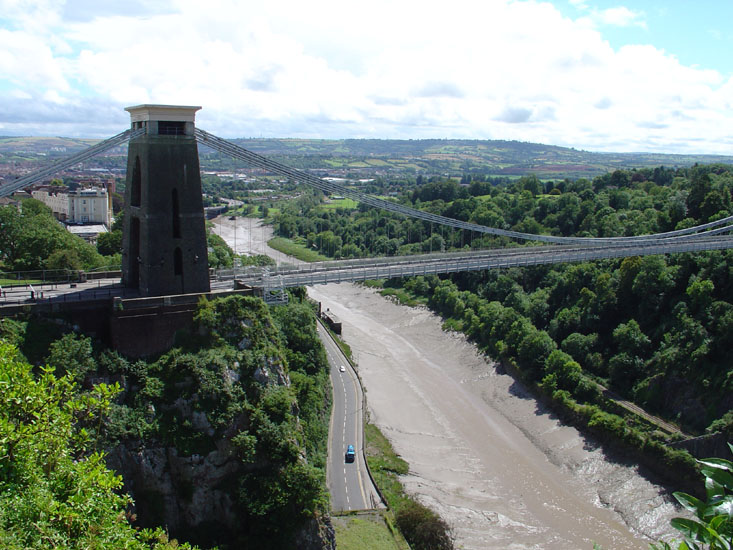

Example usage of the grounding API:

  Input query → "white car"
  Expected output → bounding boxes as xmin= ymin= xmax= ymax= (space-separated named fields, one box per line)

xmin=339 ymin=365 xmax=346 ymax=372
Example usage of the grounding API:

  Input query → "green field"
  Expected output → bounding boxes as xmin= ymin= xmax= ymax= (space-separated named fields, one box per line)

xmin=267 ymin=237 xmax=329 ymax=262
xmin=333 ymin=512 xmax=409 ymax=550
xmin=321 ymin=198 xmax=358 ymax=210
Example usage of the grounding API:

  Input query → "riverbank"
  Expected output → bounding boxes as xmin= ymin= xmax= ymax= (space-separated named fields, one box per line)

xmin=308 ymin=283 xmax=680 ymax=550
xmin=212 ymin=216 xmax=680 ymax=549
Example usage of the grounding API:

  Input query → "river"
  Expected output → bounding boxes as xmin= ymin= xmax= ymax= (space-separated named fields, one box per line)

xmin=215 ymin=216 xmax=681 ymax=550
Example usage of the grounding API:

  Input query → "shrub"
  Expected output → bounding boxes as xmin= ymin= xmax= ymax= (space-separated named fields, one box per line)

xmin=651 ymin=443 xmax=733 ymax=550
xmin=395 ymin=500 xmax=454 ymax=550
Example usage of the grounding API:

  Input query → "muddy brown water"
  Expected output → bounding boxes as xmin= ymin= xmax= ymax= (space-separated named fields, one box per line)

xmin=216 ymin=217 xmax=681 ymax=549
xmin=309 ymin=284 xmax=680 ymax=550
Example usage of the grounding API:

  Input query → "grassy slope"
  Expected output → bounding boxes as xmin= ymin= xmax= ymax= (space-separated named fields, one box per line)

xmin=267 ymin=237 xmax=330 ymax=262
xmin=333 ymin=513 xmax=409 ymax=550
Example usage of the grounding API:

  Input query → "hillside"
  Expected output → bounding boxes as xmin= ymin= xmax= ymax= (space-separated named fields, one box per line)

xmin=2 ymin=135 xmax=733 ymax=180
xmin=229 ymin=138 xmax=733 ymax=179
xmin=0 ymin=294 xmax=335 ymax=550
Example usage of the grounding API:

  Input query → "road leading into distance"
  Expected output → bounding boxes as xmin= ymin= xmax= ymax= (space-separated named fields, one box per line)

xmin=212 ymin=216 xmax=381 ymax=512
xmin=318 ymin=320 xmax=381 ymax=511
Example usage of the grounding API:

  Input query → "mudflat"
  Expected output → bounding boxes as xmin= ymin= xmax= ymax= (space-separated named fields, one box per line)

xmin=309 ymin=283 xmax=679 ymax=550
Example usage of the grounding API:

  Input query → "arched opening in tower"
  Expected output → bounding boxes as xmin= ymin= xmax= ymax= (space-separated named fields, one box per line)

xmin=174 ymin=247 xmax=183 ymax=276
xmin=130 ymin=156 xmax=141 ymax=207
xmin=172 ymin=188 xmax=181 ymax=239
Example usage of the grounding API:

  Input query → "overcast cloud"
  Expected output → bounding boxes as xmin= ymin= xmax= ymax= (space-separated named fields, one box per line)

xmin=0 ymin=0 xmax=732 ymax=153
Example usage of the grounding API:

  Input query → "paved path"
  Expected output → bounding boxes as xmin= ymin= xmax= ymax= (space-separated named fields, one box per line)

xmin=319 ymin=321 xmax=381 ymax=511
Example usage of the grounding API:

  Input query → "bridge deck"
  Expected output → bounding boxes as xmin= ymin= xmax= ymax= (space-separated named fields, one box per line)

xmin=3 ymin=236 xmax=733 ymax=313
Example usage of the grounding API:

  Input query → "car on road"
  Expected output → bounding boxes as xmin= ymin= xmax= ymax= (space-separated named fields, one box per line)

xmin=345 ymin=444 xmax=355 ymax=463
xmin=339 ymin=365 xmax=346 ymax=372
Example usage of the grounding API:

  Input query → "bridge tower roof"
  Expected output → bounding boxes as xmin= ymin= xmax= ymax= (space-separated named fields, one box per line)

xmin=124 ymin=104 xmax=201 ymax=123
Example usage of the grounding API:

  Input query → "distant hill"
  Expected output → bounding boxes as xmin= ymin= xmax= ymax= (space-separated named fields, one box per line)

xmin=2 ymin=135 xmax=732 ymax=180
xmin=228 ymin=138 xmax=733 ymax=179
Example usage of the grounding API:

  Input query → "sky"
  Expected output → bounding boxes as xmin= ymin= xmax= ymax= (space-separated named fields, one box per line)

xmin=1 ymin=0 xmax=732 ymax=154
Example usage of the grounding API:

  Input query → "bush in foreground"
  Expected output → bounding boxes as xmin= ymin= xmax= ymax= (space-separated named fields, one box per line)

xmin=650 ymin=443 xmax=732 ymax=550
xmin=0 ymin=341 xmax=196 ymax=549
xmin=395 ymin=500 xmax=454 ymax=550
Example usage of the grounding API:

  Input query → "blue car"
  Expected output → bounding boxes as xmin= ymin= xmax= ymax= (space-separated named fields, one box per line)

xmin=345 ymin=444 xmax=355 ymax=463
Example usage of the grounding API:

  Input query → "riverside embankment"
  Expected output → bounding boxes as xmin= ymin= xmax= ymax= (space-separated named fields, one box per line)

xmin=308 ymin=283 xmax=681 ymax=550
xmin=217 ymin=216 xmax=681 ymax=549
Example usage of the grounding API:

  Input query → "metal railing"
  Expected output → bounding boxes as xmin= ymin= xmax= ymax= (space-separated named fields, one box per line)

xmin=226 ymin=235 xmax=733 ymax=289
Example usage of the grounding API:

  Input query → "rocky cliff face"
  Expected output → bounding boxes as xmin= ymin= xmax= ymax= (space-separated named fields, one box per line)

xmin=99 ymin=296 xmax=335 ymax=549
xmin=107 ymin=437 xmax=335 ymax=550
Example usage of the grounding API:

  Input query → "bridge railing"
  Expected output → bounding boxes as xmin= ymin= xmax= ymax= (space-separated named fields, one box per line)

xmin=227 ymin=235 xmax=733 ymax=288
xmin=0 ymin=269 xmax=84 ymax=286
xmin=0 ymin=281 xmax=131 ymax=308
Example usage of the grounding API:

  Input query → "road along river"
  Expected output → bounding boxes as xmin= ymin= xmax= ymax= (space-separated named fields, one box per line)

xmin=308 ymin=284 xmax=681 ymax=550
xmin=215 ymin=217 xmax=680 ymax=549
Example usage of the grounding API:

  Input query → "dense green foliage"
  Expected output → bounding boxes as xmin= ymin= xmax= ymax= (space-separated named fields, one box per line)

xmin=651 ymin=444 xmax=733 ymax=550
xmin=0 ymin=294 xmax=332 ymax=549
xmin=395 ymin=501 xmax=454 ymax=550
xmin=106 ymin=295 xmax=329 ymax=548
xmin=277 ymin=164 xmax=733 ymax=479
xmin=206 ymin=229 xmax=235 ymax=269
xmin=0 ymin=341 xmax=196 ymax=549
xmin=0 ymin=199 xmax=109 ymax=271
xmin=96 ymin=228 xmax=122 ymax=256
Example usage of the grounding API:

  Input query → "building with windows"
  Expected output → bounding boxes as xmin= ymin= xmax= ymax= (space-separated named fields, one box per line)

xmin=31 ymin=186 xmax=111 ymax=227
xmin=68 ymin=187 xmax=111 ymax=226
xmin=31 ymin=188 xmax=69 ymax=219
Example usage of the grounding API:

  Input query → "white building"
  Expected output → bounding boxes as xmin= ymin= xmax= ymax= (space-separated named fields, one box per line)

xmin=68 ymin=188 xmax=111 ymax=226
xmin=32 ymin=186 xmax=111 ymax=227
xmin=31 ymin=188 xmax=69 ymax=219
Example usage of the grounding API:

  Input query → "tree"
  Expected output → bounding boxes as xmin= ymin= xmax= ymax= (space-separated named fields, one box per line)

xmin=519 ymin=174 xmax=542 ymax=196
xmin=97 ymin=230 xmax=123 ymax=256
xmin=687 ymin=169 xmax=712 ymax=219
xmin=561 ymin=332 xmax=598 ymax=365
xmin=0 ymin=200 xmax=105 ymax=271
xmin=700 ymin=190 xmax=727 ymax=221
xmin=0 ymin=206 xmax=22 ymax=268
xmin=687 ymin=279 xmax=715 ymax=317
xmin=396 ymin=500 xmax=454 ymax=550
xmin=45 ymin=248 xmax=82 ymax=271
xmin=612 ymin=319 xmax=651 ymax=358
xmin=0 ymin=341 xmax=195 ymax=549
xmin=632 ymin=255 xmax=676 ymax=316
xmin=276 ymin=214 xmax=297 ymax=238
xmin=517 ymin=327 xmax=556 ymax=377
xmin=46 ymin=333 xmax=96 ymax=382
xmin=545 ymin=350 xmax=583 ymax=391
xmin=608 ymin=352 xmax=644 ymax=392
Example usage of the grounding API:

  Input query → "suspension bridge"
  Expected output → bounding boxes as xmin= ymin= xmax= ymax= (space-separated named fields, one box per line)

xmin=2 ymin=104 xmax=733 ymax=305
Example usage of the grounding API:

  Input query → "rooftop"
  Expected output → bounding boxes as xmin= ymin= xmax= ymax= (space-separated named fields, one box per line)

xmin=125 ymin=104 xmax=201 ymax=123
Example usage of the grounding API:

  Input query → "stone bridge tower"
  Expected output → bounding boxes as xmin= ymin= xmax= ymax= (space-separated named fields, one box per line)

xmin=121 ymin=105 xmax=210 ymax=297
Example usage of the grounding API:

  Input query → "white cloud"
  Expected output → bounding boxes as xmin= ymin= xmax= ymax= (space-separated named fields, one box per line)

xmin=597 ymin=6 xmax=647 ymax=28
xmin=0 ymin=0 xmax=730 ymax=153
